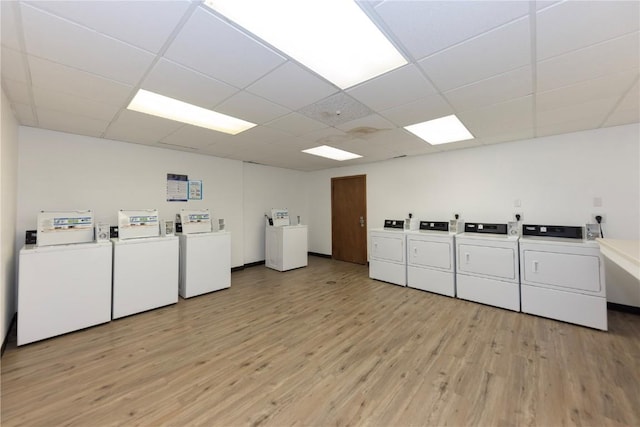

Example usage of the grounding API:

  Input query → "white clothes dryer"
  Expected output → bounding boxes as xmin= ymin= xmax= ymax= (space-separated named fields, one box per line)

xmin=519 ymin=224 xmax=607 ymax=330
xmin=406 ymin=221 xmax=457 ymax=297
xmin=369 ymin=220 xmax=407 ymax=286
xmin=455 ymin=222 xmax=520 ymax=311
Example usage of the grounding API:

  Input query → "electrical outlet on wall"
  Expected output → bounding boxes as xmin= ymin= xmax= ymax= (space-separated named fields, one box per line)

xmin=592 ymin=213 xmax=606 ymax=224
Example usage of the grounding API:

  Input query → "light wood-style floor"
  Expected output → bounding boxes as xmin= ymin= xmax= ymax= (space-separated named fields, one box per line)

xmin=2 ymin=256 xmax=639 ymax=426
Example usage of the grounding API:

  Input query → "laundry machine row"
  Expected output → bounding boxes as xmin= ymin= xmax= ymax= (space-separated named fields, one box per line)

xmin=369 ymin=219 xmax=461 ymax=295
xmin=369 ymin=219 xmax=608 ymax=330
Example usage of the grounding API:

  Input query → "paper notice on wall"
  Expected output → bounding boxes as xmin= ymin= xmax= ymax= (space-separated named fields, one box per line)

xmin=189 ymin=180 xmax=202 ymax=200
xmin=167 ymin=173 xmax=188 ymax=202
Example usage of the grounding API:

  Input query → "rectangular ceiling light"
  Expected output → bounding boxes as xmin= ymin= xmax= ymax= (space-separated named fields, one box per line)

xmin=302 ymin=145 xmax=362 ymax=161
xmin=404 ymin=115 xmax=474 ymax=145
xmin=204 ymin=0 xmax=407 ymax=89
xmin=127 ymin=89 xmax=256 ymax=135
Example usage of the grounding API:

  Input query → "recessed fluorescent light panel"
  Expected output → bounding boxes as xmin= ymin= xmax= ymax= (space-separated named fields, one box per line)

xmin=127 ymin=89 xmax=256 ymax=135
xmin=203 ymin=0 xmax=407 ymax=89
xmin=404 ymin=115 xmax=474 ymax=145
xmin=302 ymin=145 xmax=362 ymax=161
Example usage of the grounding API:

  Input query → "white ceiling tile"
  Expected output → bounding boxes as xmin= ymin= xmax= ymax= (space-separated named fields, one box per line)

xmin=443 ymin=66 xmax=532 ymax=112
xmin=373 ymin=0 xmax=529 ymax=60
xmin=537 ymin=69 xmax=638 ymax=113
xmin=20 ymin=4 xmax=155 ymax=85
xmin=11 ymin=103 xmax=37 ymax=126
xmin=215 ymin=91 xmax=290 ymax=125
xmin=432 ymin=139 xmax=481 ymax=153
xmin=37 ymin=107 xmax=109 ymax=137
xmin=164 ymin=7 xmax=286 ymax=89
xmin=346 ymin=64 xmax=437 ymax=111
xmin=603 ymin=107 xmax=640 ymax=128
xmin=1 ymin=47 xmax=28 ymax=82
xmin=536 ymin=117 xmax=608 ymax=138
xmin=28 ymin=55 xmax=133 ymax=107
xmin=615 ymin=80 xmax=640 ymax=112
xmin=458 ymin=95 xmax=533 ymax=138
xmin=477 ymin=128 xmax=535 ymax=146
xmin=537 ymin=96 xmax=620 ymax=128
xmin=229 ymin=125 xmax=296 ymax=145
xmin=265 ymin=113 xmax=328 ymax=136
xmin=537 ymin=32 xmax=640 ymax=92
xmin=103 ymin=110 xmax=184 ymax=145
xmin=603 ymin=79 xmax=640 ymax=127
xmin=418 ymin=17 xmax=531 ymax=92
xmin=380 ymin=94 xmax=454 ymax=127
xmin=142 ymin=59 xmax=238 ymax=109
xmin=335 ymin=114 xmax=396 ymax=134
xmin=297 ymin=127 xmax=349 ymax=147
xmin=2 ymin=78 xmax=32 ymax=105
xmin=25 ymin=1 xmax=193 ymax=53
xmin=246 ymin=61 xmax=338 ymax=110
xmin=160 ymin=124 xmax=225 ymax=150
xmin=32 ymin=85 xmax=120 ymax=122
xmin=537 ymin=1 xmax=640 ymax=61
xmin=1 ymin=1 xmax=21 ymax=50
xmin=536 ymin=1 xmax=562 ymax=11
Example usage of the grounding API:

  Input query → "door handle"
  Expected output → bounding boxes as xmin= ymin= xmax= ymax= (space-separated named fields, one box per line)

xmin=359 ymin=216 xmax=365 ymax=227
xmin=532 ymin=260 xmax=539 ymax=273
xmin=465 ymin=253 xmax=470 ymax=264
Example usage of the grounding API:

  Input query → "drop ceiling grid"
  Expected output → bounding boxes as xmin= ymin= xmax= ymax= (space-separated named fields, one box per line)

xmin=0 ymin=0 xmax=638 ymax=171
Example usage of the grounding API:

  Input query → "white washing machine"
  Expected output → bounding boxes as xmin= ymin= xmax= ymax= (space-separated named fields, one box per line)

xmin=369 ymin=220 xmax=407 ymax=286
xmin=112 ymin=236 xmax=179 ymax=319
xmin=18 ymin=242 xmax=112 ymax=345
xmin=455 ymin=222 xmax=520 ymax=311
xmin=265 ymin=224 xmax=308 ymax=271
xmin=178 ymin=231 xmax=231 ymax=298
xmin=519 ymin=224 xmax=607 ymax=330
xmin=406 ymin=221 xmax=458 ymax=297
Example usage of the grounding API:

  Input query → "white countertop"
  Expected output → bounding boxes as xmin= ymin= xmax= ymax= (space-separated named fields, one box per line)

xmin=597 ymin=239 xmax=640 ymax=280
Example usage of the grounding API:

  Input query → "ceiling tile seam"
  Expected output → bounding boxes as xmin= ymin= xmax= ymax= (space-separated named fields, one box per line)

xmin=12 ymin=1 xmax=38 ymax=126
xmin=536 ymin=29 xmax=640 ymax=64
xmin=530 ymin=0 xmax=538 ymax=138
xmin=598 ymin=74 xmax=640 ymax=127
xmin=413 ymin=14 xmax=531 ymax=63
xmin=199 ymin=5 xmax=340 ymax=93
xmin=356 ymin=0 xmax=415 ymax=64
xmin=100 ymin=1 xmax=201 ymax=140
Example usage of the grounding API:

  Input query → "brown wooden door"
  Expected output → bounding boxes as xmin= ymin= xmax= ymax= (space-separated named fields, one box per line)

xmin=331 ymin=175 xmax=367 ymax=264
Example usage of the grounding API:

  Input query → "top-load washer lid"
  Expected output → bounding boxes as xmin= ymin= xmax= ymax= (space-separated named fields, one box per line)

xmin=384 ymin=219 xmax=405 ymax=229
xmin=522 ymin=224 xmax=583 ymax=239
xmin=464 ymin=222 xmax=508 ymax=235
xmin=419 ymin=221 xmax=449 ymax=232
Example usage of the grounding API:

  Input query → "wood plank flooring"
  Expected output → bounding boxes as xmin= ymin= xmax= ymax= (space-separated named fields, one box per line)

xmin=2 ymin=256 xmax=639 ymax=426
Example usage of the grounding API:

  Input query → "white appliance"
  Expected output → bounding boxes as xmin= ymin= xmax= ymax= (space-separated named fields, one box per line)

xmin=265 ymin=223 xmax=308 ymax=271
xmin=270 ymin=208 xmax=290 ymax=227
xmin=406 ymin=221 xmax=458 ymax=297
xmin=37 ymin=210 xmax=94 ymax=246
xmin=18 ymin=242 xmax=112 ymax=345
xmin=117 ymin=209 xmax=159 ymax=239
xmin=180 ymin=209 xmax=212 ymax=234
xmin=369 ymin=219 xmax=407 ymax=286
xmin=112 ymin=236 xmax=179 ymax=319
xmin=455 ymin=222 xmax=520 ymax=311
xmin=179 ymin=231 xmax=231 ymax=298
xmin=520 ymin=224 xmax=607 ymax=330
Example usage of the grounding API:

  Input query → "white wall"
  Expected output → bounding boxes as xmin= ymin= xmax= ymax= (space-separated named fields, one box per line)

xmin=307 ymin=124 xmax=640 ymax=306
xmin=1 ymin=90 xmax=19 ymax=341
xmin=242 ymin=162 xmax=308 ymax=264
xmin=17 ymin=127 xmax=245 ymax=267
